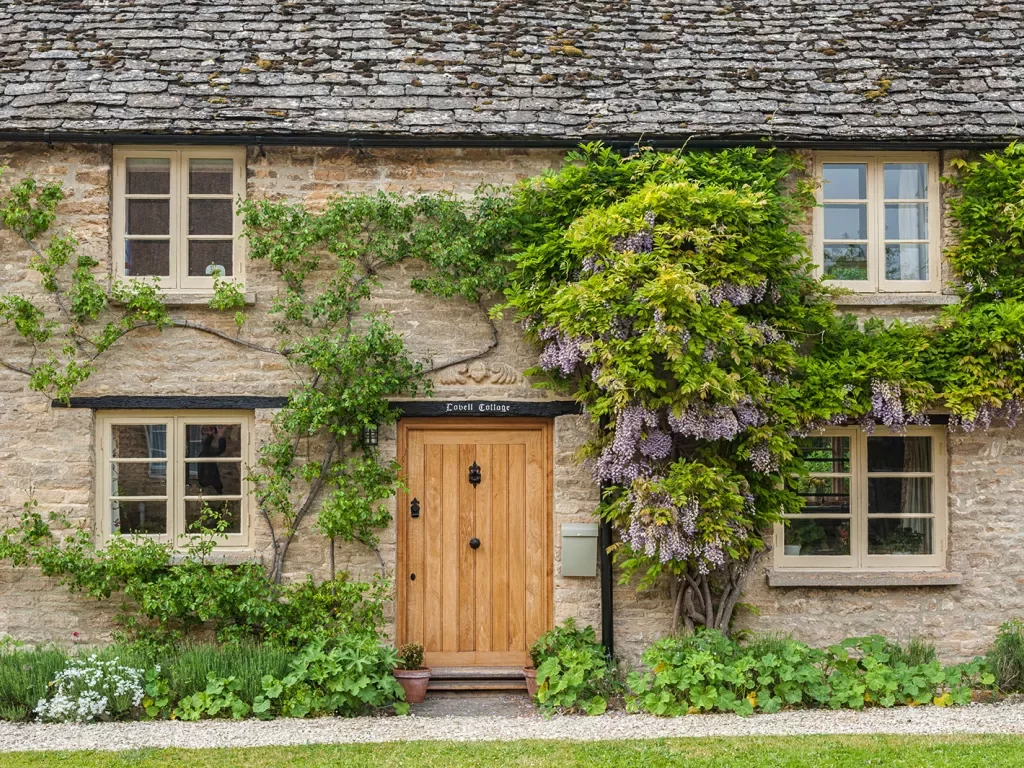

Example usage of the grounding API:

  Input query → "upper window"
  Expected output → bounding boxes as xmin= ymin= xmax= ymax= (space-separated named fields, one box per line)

xmin=813 ymin=153 xmax=940 ymax=293
xmin=96 ymin=411 xmax=253 ymax=548
xmin=775 ymin=427 xmax=947 ymax=571
xmin=112 ymin=147 xmax=246 ymax=291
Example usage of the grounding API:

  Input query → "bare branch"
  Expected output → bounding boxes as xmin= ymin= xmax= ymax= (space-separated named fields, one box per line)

xmin=95 ymin=319 xmax=286 ymax=359
xmin=423 ymin=310 xmax=499 ymax=374
xmin=0 ymin=359 xmax=31 ymax=376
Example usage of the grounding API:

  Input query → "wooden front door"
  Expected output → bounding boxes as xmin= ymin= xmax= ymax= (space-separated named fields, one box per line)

xmin=398 ymin=418 xmax=553 ymax=667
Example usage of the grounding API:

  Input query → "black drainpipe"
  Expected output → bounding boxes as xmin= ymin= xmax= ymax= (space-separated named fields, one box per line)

xmin=599 ymin=483 xmax=614 ymax=658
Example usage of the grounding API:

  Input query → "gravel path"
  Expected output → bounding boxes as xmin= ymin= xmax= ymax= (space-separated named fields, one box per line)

xmin=3 ymin=703 xmax=1024 ymax=752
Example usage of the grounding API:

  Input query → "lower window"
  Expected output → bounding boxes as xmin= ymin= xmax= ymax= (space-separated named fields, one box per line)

xmin=774 ymin=426 xmax=947 ymax=570
xmin=96 ymin=411 xmax=253 ymax=547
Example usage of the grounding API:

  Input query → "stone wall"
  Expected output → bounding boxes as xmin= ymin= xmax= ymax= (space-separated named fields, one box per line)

xmin=0 ymin=141 xmax=1019 ymax=664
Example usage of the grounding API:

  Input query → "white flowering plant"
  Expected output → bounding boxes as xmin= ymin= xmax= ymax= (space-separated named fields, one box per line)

xmin=35 ymin=656 xmax=147 ymax=723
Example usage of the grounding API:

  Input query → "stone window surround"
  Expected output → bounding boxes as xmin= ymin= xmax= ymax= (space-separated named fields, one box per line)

xmin=95 ymin=409 xmax=255 ymax=549
xmin=774 ymin=425 xmax=949 ymax=574
xmin=111 ymin=146 xmax=247 ymax=293
xmin=813 ymin=151 xmax=942 ymax=294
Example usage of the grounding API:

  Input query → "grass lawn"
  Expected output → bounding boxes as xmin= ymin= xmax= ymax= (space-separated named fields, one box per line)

xmin=5 ymin=735 xmax=1024 ymax=768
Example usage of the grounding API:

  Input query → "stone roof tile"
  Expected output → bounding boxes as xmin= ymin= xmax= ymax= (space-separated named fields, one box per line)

xmin=0 ymin=1 xmax=1022 ymax=142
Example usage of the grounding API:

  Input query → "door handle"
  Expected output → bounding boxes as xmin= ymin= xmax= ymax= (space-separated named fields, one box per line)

xmin=469 ymin=537 xmax=481 ymax=550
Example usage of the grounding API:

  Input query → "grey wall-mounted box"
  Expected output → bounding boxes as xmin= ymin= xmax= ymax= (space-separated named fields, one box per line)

xmin=561 ymin=522 xmax=599 ymax=577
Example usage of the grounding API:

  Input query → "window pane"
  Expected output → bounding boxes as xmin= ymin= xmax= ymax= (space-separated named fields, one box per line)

xmin=885 ymin=203 xmax=928 ymax=240
xmin=790 ymin=476 xmax=850 ymax=514
xmin=823 ymin=244 xmax=867 ymax=280
xmin=799 ymin=436 xmax=850 ymax=473
xmin=868 ymin=436 xmax=932 ymax=472
xmin=188 ymin=240 xmax=234 ymax=277
xmin=188 ymin=199 xmax=233 ymax=235
xmin=185 ymin=461 xmax=242 ymax=496
xmin=868 ymin=477 xmax=933 ymax=515
xmin=185 ymin=499 xmax=242 ymax=534
xmin=884 ymin=163 xmax=927 ymax=200
xmin=112 ymin=424 xmax=167 ymax=459
xmin=885 ymin=243 xmax=929 ymax=281
xmin=783 ymin=518 xmax=850 ymax=556
xmin=111 ymin=462 xmax=167 ymax=497
xmin=189 ymin=158 xmax=234 ymax=195
xmin=869 ymin=518 xmax=933 ymax=555
xmin=111 ymin=500 xmax=167 ymax=535
xmin=126 ymin=199 xmax=170 ymax=235
xmin=823 ymin=164 xmax=866 ymax=200
xmin=824 ymin=204 xmax=867 ymax=240
xmin=125 ymin=240 xmax=170 ymax=277
xmin=185 ymin=424 xmax=243 ymax=458
xmin=126 ymin=158 xmax=170 ymax=195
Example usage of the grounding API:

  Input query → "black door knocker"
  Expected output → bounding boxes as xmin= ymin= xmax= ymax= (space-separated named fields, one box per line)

xmin=410 ymin=498 xmax=420 ymax=518
xmin=468 ymin=461 xmax=481 ymax=487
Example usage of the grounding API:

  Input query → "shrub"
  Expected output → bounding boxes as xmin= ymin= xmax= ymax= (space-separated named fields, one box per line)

xmin=35 ymin=655 xmax=146 ymax=722
xmin=150 ymin=642 xmax=291 ymax=706
xmin=253 ymin=636 xmax=407 ymax=718
xmin=530 ymin=620 xmax=618 ymax=715
xmin=0 ymin=644 xmax=69 ymax=721
xmin=884 ymin=637 xmax=937 ymax=668
xmin=627 ymin=630 xmax=994 ymax=717
xmin=173 ymin=674 xmax=251 ymax=721
xmin=988 ymin=618 xmax=1024 ymax=692
xmin=396 ymin=643 xmax=424 ymax=671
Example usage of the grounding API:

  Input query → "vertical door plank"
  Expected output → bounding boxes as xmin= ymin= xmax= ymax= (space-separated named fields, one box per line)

xmin=441 ymin=444 xmax=460 ymax=653
xmin=491 ymin=444 xmax=509 ymax=652
xmin=406 ymin=430 xmax=425 ymax=645
xmin=422 ymin=442 xmax=443 ymax=653
xmin=507 ymin=442 xmax=527 ymax=651
xmin=525 ymin=430 xmax=547 ymax=645
xmin=475 ymin=444 xmax=493 ymax=653
xmin=458 ymin=443 xmax=477 ymax=652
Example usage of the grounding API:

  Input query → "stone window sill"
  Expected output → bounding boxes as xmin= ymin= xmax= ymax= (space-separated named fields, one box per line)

xmin=168 ymin=550 xmax=261 ymax=566
xmin=766 ymin=569 xmax=963 ymax=588
xmin=832 ymin=294 xmax=959 ymax=308
xmin=111 ymin=292 xmax=257 ymax=308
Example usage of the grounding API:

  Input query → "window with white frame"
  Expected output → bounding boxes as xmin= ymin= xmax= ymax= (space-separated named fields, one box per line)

xmin=112 ymin=147 xmax=246 ymax=291
xmin=97 ymin=411 xmax=253 ymax=547
xmin=775 ymin=427 xmax=947 ymax=570
xmin=814 ymin=153 xmax=940 ymax=292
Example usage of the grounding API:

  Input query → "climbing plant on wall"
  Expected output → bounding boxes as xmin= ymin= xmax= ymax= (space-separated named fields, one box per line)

xmin=0 ymin=170 xmax=504 ymax=642
xmin=496 ymin=142 xmax=1024 ymax=633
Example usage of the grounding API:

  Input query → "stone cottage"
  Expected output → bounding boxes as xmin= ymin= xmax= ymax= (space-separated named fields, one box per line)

xmin=1 ymin=1 xmax=1023 ymax=667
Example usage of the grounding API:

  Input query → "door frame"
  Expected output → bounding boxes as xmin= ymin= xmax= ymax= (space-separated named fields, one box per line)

xmin=396 ymin=417 xmax=555 ymax=659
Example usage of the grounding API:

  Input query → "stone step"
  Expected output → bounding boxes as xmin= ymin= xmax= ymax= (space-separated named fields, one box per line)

xmin=429 ymin=666 xmax=525 ymax=680
xmin=427 ymin=678 xmax=528 ymax=692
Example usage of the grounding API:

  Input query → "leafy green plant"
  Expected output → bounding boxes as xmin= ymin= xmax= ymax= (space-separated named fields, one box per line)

xmin=0 ymin=645 xmax=68 ymax=721
xmin=627 ymin=630 xmax=994 ymax=717
xmin=35 ymin=655 xmax=147 ymax=722
xmin=530 ymin=620 xmax=618 ymax=715
xmin=173 ymin=674 xmax=251 ymax=721
xmin=252 ymin=637 xmax=407 ymax=718
xmin=0 ymin=506 xmax=389 ymax=649
xmin=396 ymin=644 xmax=425 ymax=671
xmin=987 ymin=618 xmax=1024 ymax=692
xmin=880 ymin=526 xmax=925 ymax=554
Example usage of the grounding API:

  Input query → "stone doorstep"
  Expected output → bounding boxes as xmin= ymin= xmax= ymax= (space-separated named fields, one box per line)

xmin=766 ymin=569 xmax=964 ymax=588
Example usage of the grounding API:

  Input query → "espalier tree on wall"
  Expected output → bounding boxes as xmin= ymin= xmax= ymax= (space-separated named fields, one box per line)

xmin=2 ymin=143 xmax=1024 ymax=641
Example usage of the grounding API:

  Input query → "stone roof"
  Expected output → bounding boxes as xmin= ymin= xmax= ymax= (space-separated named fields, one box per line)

xmin=1 ymin=1 xmax=1023 ymax=143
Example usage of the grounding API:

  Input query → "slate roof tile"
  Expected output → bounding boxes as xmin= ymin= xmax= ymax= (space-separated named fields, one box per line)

xmin=0 ymin=1 xmax=1021 ymax=142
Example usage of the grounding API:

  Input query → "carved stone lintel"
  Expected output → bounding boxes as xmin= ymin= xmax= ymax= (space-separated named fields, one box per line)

xmin=435 ymin=361 xmax=520 ymax=386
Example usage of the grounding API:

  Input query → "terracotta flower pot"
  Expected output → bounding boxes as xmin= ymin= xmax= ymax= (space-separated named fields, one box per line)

xmin=524 ymin=666 xmax=539 ymax=699
xmin=394 ymin=667 xmax=431 ymax=704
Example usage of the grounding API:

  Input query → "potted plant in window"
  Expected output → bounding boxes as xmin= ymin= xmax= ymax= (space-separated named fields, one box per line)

xmin=785 ymin=521 xmax=827 ymax=557
xmin=392 ymin=643 xmax=430 ymax=704
xmin=882 ymin=526 xmax=925 ymax=555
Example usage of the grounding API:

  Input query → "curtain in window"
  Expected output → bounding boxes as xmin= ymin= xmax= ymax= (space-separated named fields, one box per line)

xmin=901 ymin=436 xmax=932 ymax=551
xmin=145 ymin=425 xmax=167 ymax=478
xmin=893 ymin=165 xmax=927 ymax=280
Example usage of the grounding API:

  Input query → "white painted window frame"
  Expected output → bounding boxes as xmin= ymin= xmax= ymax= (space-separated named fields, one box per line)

xmin=812 ymin=152 xmax=941 ymax=293
xmin=111 ymin=146 xmax=246 ymax=292
xmin=96 ymin=410 xmax=254 ymax=548
xmin=774 ymin=425 xmax=948 ymax=572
